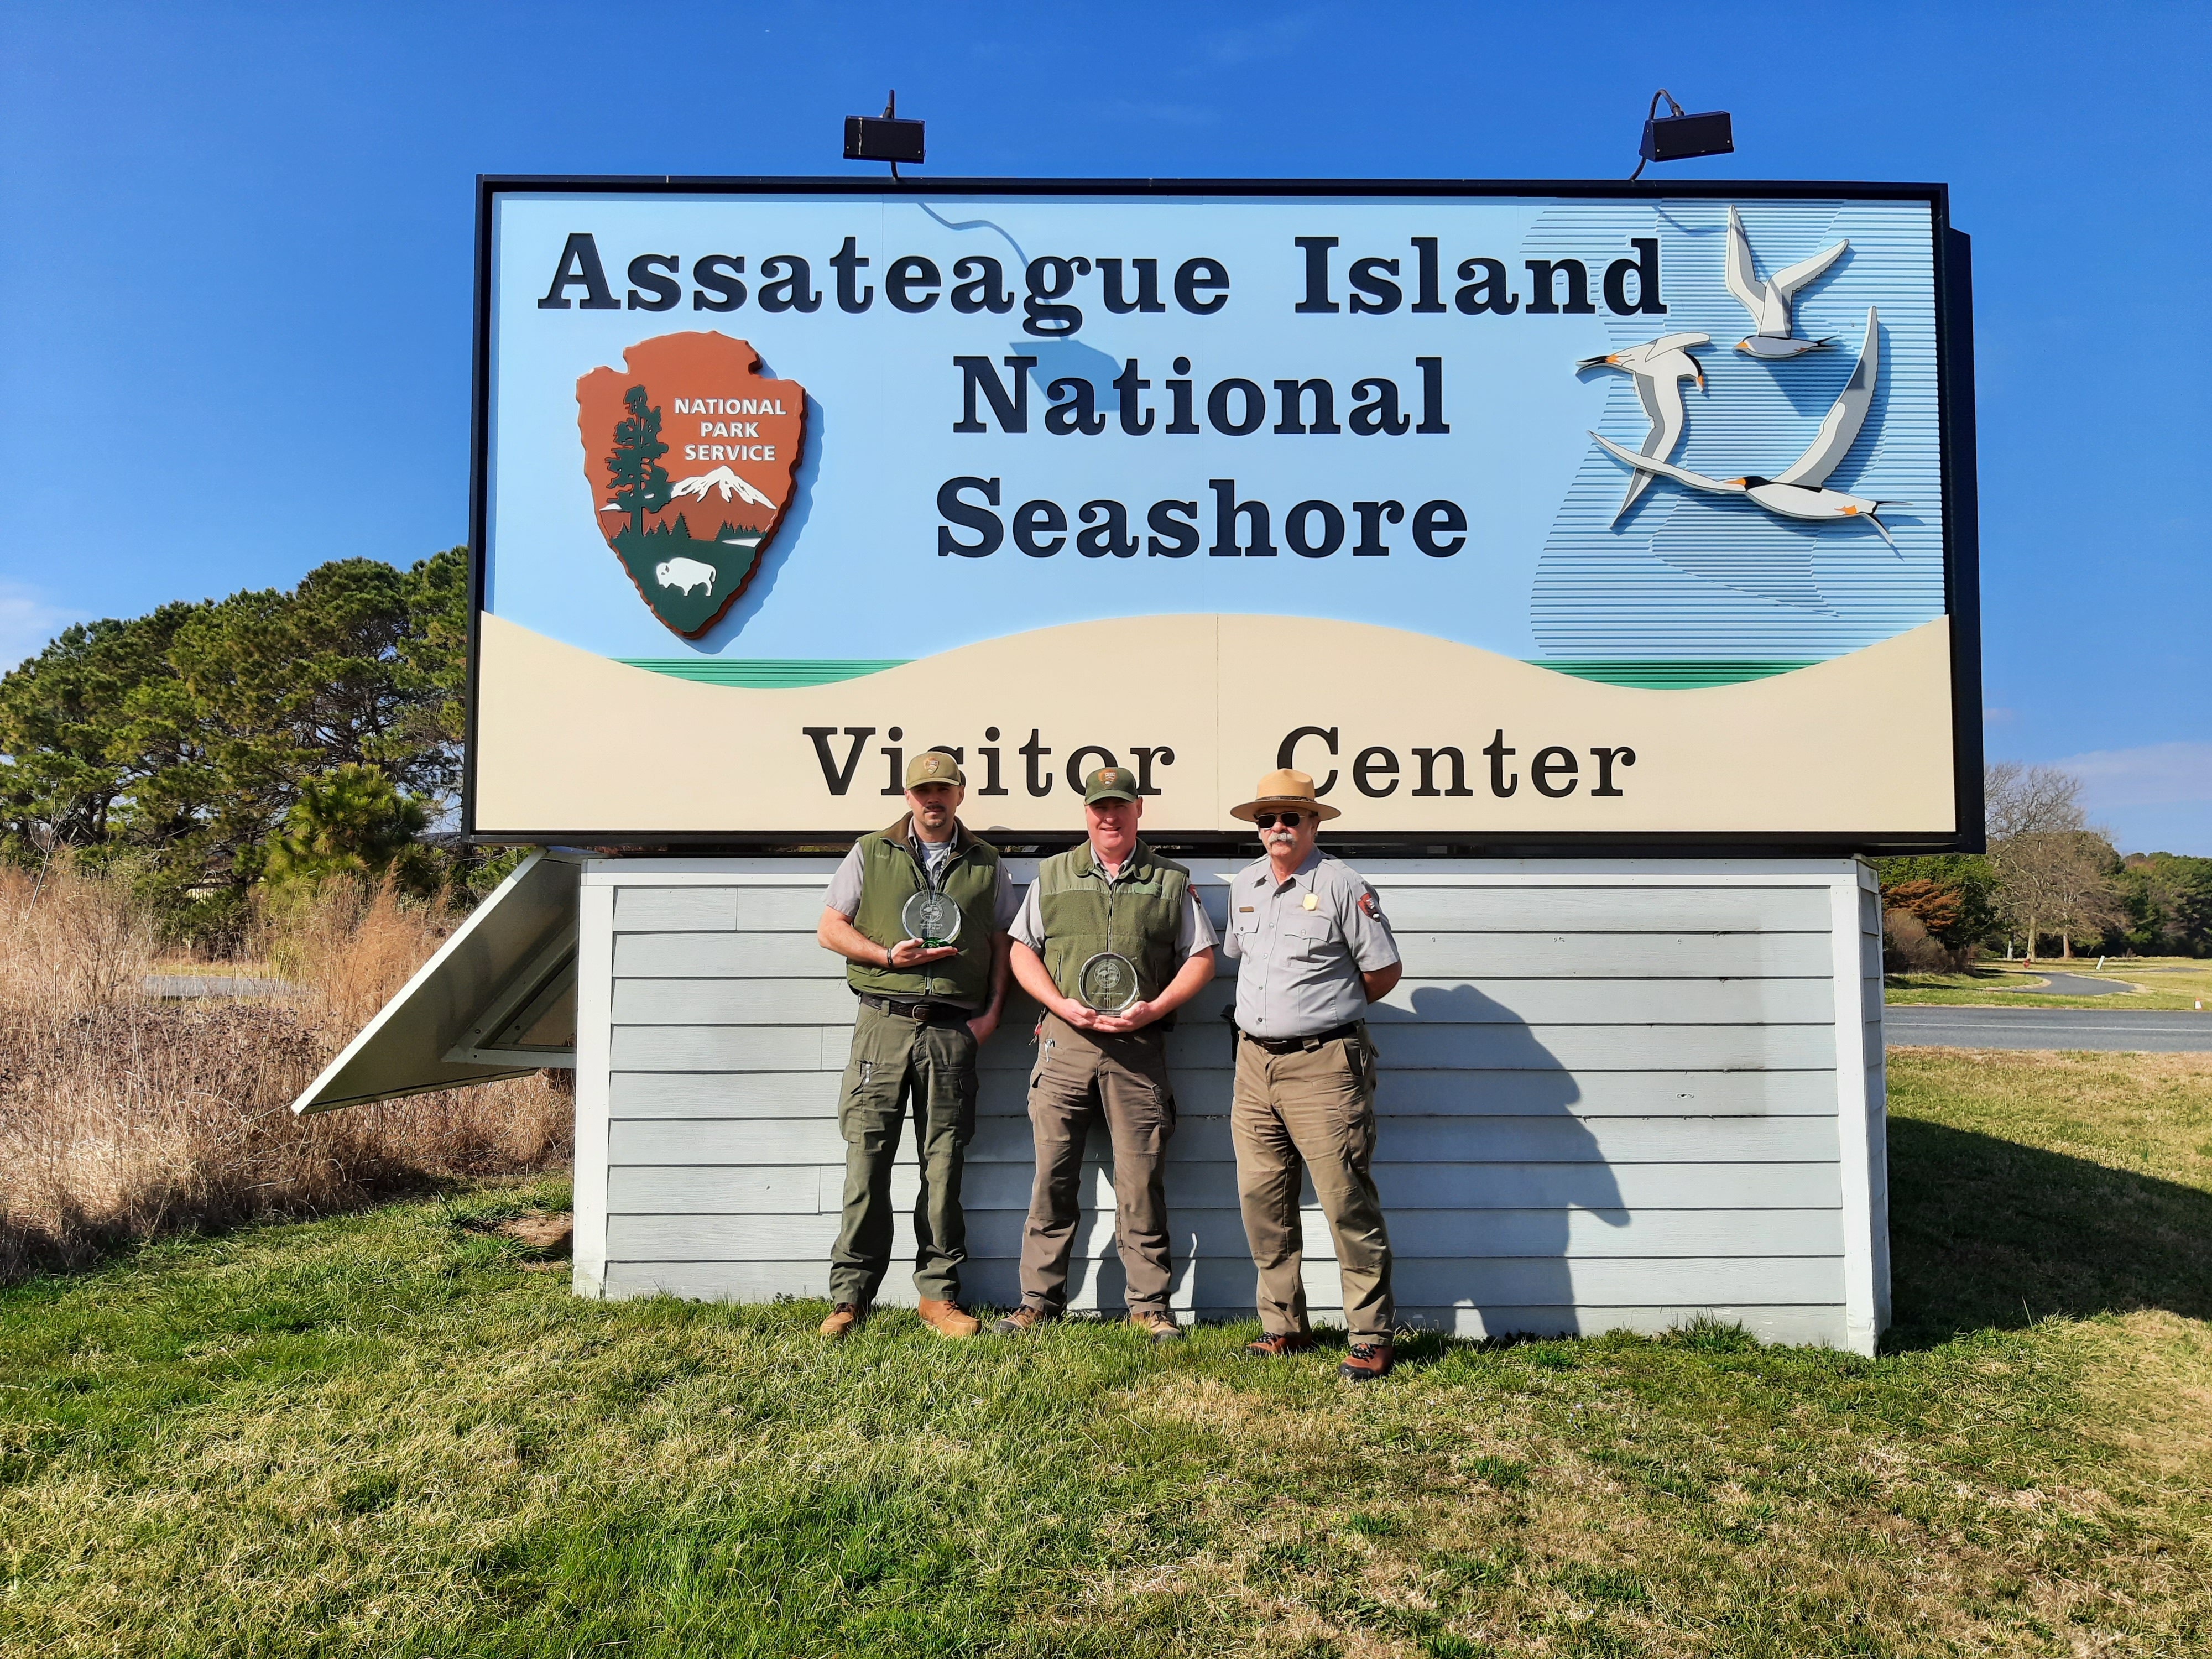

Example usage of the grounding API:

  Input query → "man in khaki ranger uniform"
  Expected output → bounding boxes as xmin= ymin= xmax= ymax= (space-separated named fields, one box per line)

xmin=1223 ymin=768 xmax=1404 ymax=1380
xmin=998 ymin=766 xmax=1218 ymax=1342
xmin=815 ymin=749 xmax=1016 ymax=1339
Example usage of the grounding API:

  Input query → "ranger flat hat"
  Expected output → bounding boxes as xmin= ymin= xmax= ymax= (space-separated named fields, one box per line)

xmin=1230 ymin=767 xmax=1341 ymax=822
xmin=1082 ymin=765 xmax=1141 ymax=804
xmin=906 ymin=750 xmax=965 ymax=787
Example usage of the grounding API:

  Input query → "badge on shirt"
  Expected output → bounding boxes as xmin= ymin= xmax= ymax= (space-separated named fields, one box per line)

xmin=1302 ymin=892 xmax=1318 ymax=910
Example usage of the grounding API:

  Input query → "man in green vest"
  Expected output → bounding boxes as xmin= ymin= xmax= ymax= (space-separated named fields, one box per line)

xmin=997 ymin=766 xmax=1218 ymax=1342
xmin=815 ymin=749 xmax=1015 ymax=1339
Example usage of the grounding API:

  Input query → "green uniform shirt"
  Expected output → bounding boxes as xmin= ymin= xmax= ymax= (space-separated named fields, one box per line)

xmin=1010 ymin=838 xmax=1218 ymax=1005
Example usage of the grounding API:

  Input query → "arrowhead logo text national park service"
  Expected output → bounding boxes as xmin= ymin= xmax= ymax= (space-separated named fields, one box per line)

xmin=577 ymin=332 xmax=806 ymax=638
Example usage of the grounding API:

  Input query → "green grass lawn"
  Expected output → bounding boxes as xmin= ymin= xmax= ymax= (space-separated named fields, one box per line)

xmin=4 ymin=1051 xmax=2210 ymax=1657
xmin=1886 ymin=958 xmax=2212 ymax=1011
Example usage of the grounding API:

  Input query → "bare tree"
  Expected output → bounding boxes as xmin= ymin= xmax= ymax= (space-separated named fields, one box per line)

xmin=1984 ymin=760 xmax=2086 ymax=841
xmin=1984 ymin=763 xmax=2122 ymax=960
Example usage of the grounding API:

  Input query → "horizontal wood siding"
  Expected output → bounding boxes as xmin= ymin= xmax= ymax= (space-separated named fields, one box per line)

xmin=586 ymin=859 xmax=1866 ymax=1347
xmin=608 ymin=1067 xmax=1843 ymax=1119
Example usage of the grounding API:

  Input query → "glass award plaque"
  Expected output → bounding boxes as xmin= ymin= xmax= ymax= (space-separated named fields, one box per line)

xmin=1077 ymin=951 xmax=1140 ymax=1014
xmin=900 ymin=891 xmax=962 ymax=948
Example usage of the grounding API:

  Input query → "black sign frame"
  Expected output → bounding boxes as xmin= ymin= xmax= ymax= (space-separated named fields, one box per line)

xmin=464 ymin=174 xmax=1981 ymax=856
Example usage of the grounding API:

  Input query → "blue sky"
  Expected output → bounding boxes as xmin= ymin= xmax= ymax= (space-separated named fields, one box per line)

xmin=2 ymin=1 xmax=2205 ymax=851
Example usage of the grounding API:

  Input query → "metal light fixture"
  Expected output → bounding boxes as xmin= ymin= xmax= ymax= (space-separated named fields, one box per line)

xmin=1630 ymin=90 xmax=1733 ymax=181
xmin=843 ymin=90 xmax=925 ymax=180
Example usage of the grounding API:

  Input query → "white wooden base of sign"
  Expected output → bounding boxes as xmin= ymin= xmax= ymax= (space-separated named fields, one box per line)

xmin=569 ymin=855 xmax=1888 ymax=1355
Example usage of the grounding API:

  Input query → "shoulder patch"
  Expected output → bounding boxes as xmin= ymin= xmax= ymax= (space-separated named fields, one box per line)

xmin=1358 ymin=890 xmax=1384 ymax=922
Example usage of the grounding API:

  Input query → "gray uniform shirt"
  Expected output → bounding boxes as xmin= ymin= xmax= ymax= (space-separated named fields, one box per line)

xmin=1223 ymin=849 xmax=1400 ymax=1039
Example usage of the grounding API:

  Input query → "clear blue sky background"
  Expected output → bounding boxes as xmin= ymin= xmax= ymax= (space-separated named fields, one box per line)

xmin=3 ymin=1 xmax=2205 ymax=851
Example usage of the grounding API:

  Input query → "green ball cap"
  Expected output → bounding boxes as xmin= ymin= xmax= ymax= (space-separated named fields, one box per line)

xmin=905 ymin=750 xmax=965 ymax=788
xmin=1083 ymin=766 xmax=1140 ymax=804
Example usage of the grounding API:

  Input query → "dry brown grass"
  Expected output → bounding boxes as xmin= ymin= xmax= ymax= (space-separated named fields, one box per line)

xmin=0 ymin=861 xmax=568 ymax=1281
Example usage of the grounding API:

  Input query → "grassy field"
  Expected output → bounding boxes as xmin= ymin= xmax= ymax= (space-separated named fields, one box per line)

xmin=1886 ymin=957 xmax=2212 ymax=1011
xmin=3 ymin=1050 xmax=2209 ymax=1657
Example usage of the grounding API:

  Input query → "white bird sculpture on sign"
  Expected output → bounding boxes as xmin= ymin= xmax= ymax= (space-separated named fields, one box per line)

xmin=1589 ymin=307 xmax=1905 ymax=546
xmin=1575 ymin=332 xmax=1711 ymax=523
xmin=1724 ymin=205 xmax=1849 ymax=359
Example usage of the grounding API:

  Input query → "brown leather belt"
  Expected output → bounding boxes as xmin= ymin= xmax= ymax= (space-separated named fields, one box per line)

xmin=1239 ymin=1021 xmax=1363 ymax=1054
xmin=857 ymin=994 xmax=972 ymax=1025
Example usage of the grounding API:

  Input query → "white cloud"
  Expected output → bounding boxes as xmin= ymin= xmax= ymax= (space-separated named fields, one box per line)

xmin=0 ymin=583 xmax=84 ymax=676
xmin=1201 ymin=11 xmax=1321 ymax=64
xmin=2049 ymin=740 xmax=2212 ymax=808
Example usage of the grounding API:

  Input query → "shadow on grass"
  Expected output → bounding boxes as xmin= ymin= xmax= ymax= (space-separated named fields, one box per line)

xmin=1 ymin=1172 xmax=566 ymax=1290
xmin=1885 ymin=1115 xmax=2212 ymax=1350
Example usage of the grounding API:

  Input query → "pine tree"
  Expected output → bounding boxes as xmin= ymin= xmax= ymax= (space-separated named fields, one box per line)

xmin=606 ymin=384 xmax=671 ymax=539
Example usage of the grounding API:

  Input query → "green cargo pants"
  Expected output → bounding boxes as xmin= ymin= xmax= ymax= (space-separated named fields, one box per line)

xmin=828 ymin=1002 xmax=979 ymax=1306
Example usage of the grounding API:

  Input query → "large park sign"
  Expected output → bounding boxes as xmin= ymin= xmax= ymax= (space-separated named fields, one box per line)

xmin=466 ymin=178 xmax=1980 ymax=849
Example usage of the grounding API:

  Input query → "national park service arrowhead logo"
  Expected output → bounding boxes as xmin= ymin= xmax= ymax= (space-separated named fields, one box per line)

xmin=577 ymin=332 xmax=806 ymax=638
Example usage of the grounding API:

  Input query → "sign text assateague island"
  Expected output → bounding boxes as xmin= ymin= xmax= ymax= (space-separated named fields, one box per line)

xmin=536 ymin=228 xmax=1671 ymax=564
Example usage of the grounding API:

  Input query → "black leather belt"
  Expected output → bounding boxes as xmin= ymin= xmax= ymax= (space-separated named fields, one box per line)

xmin=1239 ymin=1021 xmax=1363 ymax=1054
xmin=858 ymin=994 xmax=972 ymax=1025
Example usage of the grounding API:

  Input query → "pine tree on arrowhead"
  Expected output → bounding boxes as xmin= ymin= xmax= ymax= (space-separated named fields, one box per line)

xmin=606 ymin=384 xmax=671 ymax=540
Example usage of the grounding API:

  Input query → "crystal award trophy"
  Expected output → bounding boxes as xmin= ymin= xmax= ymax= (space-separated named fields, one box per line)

xmin=1077 ymin=951 xmax=1140 ymax=1014
xmin=900 ymin=890 xmax=962 ymax=949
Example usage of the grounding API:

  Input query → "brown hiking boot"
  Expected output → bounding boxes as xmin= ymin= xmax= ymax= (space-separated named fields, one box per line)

xmin=1245 ymin=1329 xmax=1317 ymax=1359
xmin=992 ymin=1304 xmax=1057 ymax=1336
xmin=1338 ymin=1337 xmax=1394 ymax=1381
xmin=1129 ymin=1310 xmax=1183 ymax=1344
xmin=917 ymin=1298 xmax=981 ymax=1339
xmin=819 ymin=1301 xmax=868 ymax=1339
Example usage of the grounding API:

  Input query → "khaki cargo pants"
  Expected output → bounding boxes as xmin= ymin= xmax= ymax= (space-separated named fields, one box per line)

xmin=828 ymin=1003 xmax=978 ymax=1307
xmin=1018 ymin=1011 xmax=1178 ymax=1316
xmin=1232 ymin=1026 xmax=1395 ymax=1338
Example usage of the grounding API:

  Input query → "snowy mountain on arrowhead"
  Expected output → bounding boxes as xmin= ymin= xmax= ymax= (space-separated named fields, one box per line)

xmin=666 ymin=466 xmax=775 ymax=509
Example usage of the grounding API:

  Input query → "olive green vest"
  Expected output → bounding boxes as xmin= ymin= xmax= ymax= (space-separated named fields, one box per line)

xmin=846 ymin=819 xmax=1001 ymax=1006
xmin=1034 ymin=838 xmax=1192 ymax=1005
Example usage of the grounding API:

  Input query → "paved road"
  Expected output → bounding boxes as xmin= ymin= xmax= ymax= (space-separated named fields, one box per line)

xmin=144 ymin=974 xmax=295 ymax=999
xmin=2019 ymin=971 xmax=2130 ymax=997
xmin=1887 ymin=1005 xmax=2212 ymax=1052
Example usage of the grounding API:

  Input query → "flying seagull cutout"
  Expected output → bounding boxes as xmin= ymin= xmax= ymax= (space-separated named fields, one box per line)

xmin=1724 ymin=204 xmax=1849 ymax=359
xmin=1576 ymin=332 xmax=1710 ymax=523
xmin=1589 ymin=307 xmax=1904 ymax=546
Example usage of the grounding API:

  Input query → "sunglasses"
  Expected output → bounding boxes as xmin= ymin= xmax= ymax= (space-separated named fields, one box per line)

xmin=1252 ymin=811 xmax=1307 ymax=830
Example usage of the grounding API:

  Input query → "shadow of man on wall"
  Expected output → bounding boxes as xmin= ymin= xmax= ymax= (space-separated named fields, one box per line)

xmin=1383 ymin=982 xmax=1626 ymax=1339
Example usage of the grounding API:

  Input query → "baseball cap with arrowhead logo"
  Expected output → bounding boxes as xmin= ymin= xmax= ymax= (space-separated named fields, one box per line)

xmin=905 ymin=750 xmax=965 ymax=787
xmin=1082 ymin=766 xmax=1141 ymax=804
